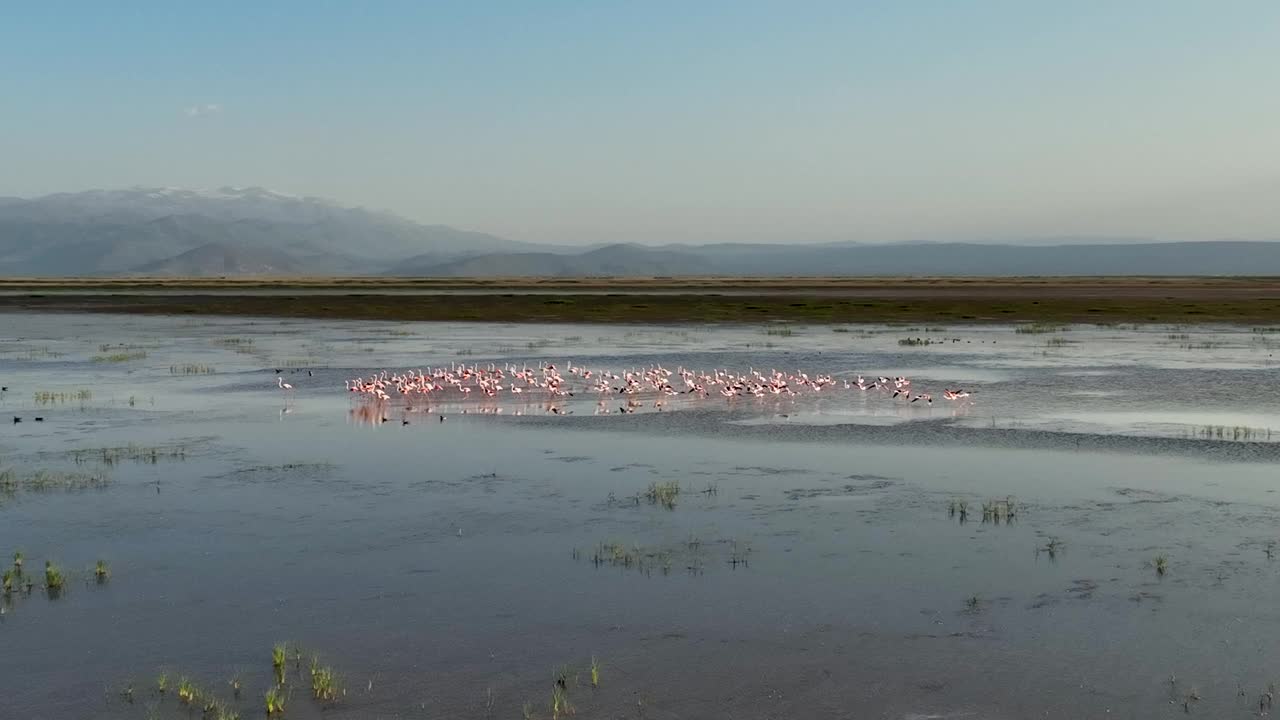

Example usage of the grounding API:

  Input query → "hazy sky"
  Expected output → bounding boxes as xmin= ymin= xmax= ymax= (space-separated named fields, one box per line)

xmin=3 ymin=2 xmax=1278 ymax=244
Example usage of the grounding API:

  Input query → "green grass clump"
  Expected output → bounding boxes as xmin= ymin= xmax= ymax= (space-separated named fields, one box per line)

xmin=643 ymin=481 xmax=681 ymax=510
xmin=265 ymin=686 xmax=286 ymax=715
xmin=92 ymin=350 xmax=148 ymax=362
xmin=1015 ymin=322 xmax=1068 ymax=334
xmin=590 ymin=656 xmax=601 ymax=688
xmin=94 ymin=560 xmax=110 ymax=582
xmin=44 ymin=561 xmax=65 ymax=593
xmin=1155 ymin=554 xmax=1168 ymax=576
xmin=310 ymin=662 xmax=342 ymax=704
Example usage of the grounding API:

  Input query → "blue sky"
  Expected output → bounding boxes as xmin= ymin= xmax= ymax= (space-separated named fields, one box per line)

xmin=2 ymin=1 xmax=1278 ymax=244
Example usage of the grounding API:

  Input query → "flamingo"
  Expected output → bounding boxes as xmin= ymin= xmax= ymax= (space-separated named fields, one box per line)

xmin=277 ymin=376 xmax=293 ymax=394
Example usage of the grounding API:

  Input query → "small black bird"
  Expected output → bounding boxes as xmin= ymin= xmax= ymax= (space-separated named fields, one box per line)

xmin=34 ymin=417 xmax=43 ymax=422
xmin=12 ymin=417 xmax=20 ymax=423
xmin=402 ymin=419 xmax=410 ymax=426
xmin=439 ymin=415 xmax=445 ymax=422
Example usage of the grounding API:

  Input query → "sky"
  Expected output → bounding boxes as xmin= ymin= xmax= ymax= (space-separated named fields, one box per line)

xmin=2 ymin=1 xmax=1278 ymax=245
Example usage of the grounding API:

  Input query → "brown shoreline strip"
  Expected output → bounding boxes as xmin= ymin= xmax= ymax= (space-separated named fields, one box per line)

xmin=2 ymin=281 xmax=1279 ymax=324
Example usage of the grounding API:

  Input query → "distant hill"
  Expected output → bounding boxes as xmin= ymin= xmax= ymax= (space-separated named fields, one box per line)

xmin=3 ymin=187 xmax=1279 ymax=276
xmin=392 ymin=240 xmax=1280 ymax=277
xmin=0 ymin=187 xmax=532 ymax=275
xmin=394 ymin=244 xmax=716 ymax=277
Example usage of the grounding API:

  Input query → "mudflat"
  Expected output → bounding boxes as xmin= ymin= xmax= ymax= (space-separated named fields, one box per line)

xmin=1 ymin=276 xmax=1278 ymax=323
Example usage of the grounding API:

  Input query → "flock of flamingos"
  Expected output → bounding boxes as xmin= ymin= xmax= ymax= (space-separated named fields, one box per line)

xmin=331 ymin=362 xmax=975 ymax=418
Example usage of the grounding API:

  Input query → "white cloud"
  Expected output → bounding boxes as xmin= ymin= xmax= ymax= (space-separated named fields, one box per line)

xmin=184 ymin=104 xmax=222 ymax=118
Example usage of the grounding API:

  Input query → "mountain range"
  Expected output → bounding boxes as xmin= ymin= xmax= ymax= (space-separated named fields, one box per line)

xmin=2 ymin=187 xmax=1278 ymax=276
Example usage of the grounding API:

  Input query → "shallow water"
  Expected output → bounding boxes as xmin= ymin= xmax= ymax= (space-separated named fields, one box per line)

xmin=2 ymin=314 xmax=1279 ymax=719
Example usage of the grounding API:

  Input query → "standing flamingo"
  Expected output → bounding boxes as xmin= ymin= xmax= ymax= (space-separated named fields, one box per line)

xmin=277 ymin=376 xmax=293 ymax=395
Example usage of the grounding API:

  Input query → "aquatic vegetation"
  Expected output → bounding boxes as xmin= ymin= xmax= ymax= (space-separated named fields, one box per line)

xmin=65 ymin=442 xmax=192 ymax=466
xmin=13 ymin=550 xmax=22 ymax=570
xmin=898 ymin=337 xmax=935 ymax=346
xmin=981 ymin=497 xmax=1017 ymax=524
xmin=264 ymin=686 xmax=286 ymax=715
xmin=553 ymin=664 xmax=573 ymax=690
xmin=1155 ymin=554 xmax=1168 ymax=576
xmin=156 ymin=673 xmax=168 ymax=694
xmin=94 ymin=560 xmax=110 ymax=582
xmin=1044 ymin=337 xmax=1071 ymax=347
xmin=32 ymin=389 xmax=93 ymax=405
xmin=310 ymin=662 xmax=342 ymax=704
xmin=0 ymin=468 xmax=111 ymax=503
xmin=2 ymin=568 xmax=14 ymax=595
xmin=170 ymin=363 xmax=216 ymax=375
xmin=271 ymin=643 xmax=289 ymax=684
xmin=762 ymin=325 xmax=794 ymax=337
xmin=523 ymin=701 xmax=536 ymax=719
xmin=1189 ymin=425 xmax=1272 ymax=442
xmin=643 ymin=481 xmax=680 ymax=510
xmin=1015 ymin=322 xmax=1068 ymax=334
xmin=551 ymin=684 xmax=573 ymax=719
xmin=1037 ymin=537 xmax=1064 ymax=560
xmin=44 ymin=561 xmax=65 ymax=593
xmin=590 ymin=656 xmax=601 ymax=688
xmin=177 ymin=676 xmax=197 ymax=705
xmin=92 ymin=350 xmax=148 ymax=362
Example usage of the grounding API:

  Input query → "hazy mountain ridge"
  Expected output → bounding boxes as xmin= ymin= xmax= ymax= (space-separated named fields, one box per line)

xmin=0 ymin=187 xmax=532 ymax=275
xmin=2 ymin=188 xmax=1278 ymax=276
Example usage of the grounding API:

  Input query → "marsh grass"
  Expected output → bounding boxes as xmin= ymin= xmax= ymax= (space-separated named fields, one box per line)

xmin=1015 ymin=322 xmax=1068 ymax=334
xmin=310 ymin=662 xmax=342 ymax=704
xmin=642 ymin=481 xmax=680 ymax=510
xmin=43 ymin=561 xmax=65 ymax=595
xmin=898 ymin=337 xmax=935 ymax=346
xmin=762 ymin=326 xmax=794 ymax=337
xmin=92 ymin=350 xmax=148 ymax=362
xmin=981 ymin=497 xmax=1017 ymax=524
xmin=94 ymin=560 xmax=110 ymax=582
xmin=32 ymin=389 xmax=92 ymax=405
xmin=271 ymin=643 xmax=288 ymax=685
xmin=1044 ymin=337 xmax=1071 ymax=347
xmin=590 ymin=656 xmax=600 ymax=688
xmin=1 ymin=468 xmax=111 ymax=504
xmin=551 ymin=684 xmax=573 ymax=719
xmin=264 ymin=686 xmax=286 ymax=716
xmin=170 ymin=364 xmax=216 ymax=375
xmin=1155 ymin=554 xmax=1168 ymax=576
xmin=1037 ymin=537 xmax=1064 ymax=560
xmin=1189 ymin=425 xmax=1272 ymax=442
xmin=177 ymin=677 xmax=197 ymax=705
xmin=65 ymin=442 xmax=191 ymax=466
